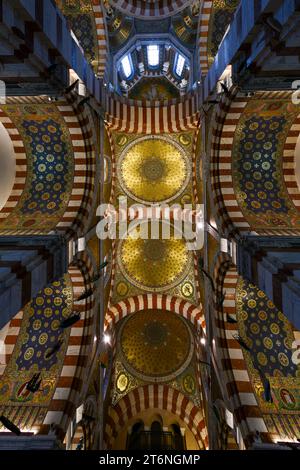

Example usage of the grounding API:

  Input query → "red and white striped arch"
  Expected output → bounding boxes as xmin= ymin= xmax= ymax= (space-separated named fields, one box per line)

xmin=209 ymin=87 xmax=248 ymax=239
xmin=210 ymin=90 xmax=300 ymax=238
xmin=0 ymin=310 xmax=23 ymax=379
xmin=61 ymin=90 xmax=97 ymax=238
xmin=283 ymin=110 xmax=300 ymax=211
xmin=42 ymin=262 xmax=95 ymax=438
xmin=104 ymin=92 xmax=201 ymax=134
xmin=104 ymin=384 xmax=208 ymax=449
xmin=107 ymin=127 xmax=117 ymax=205
xmin=105 ymin=294 xmax=205 ymax=333
xmin=0 ymin=258 xmax=96 ymax=439
xmin=0 ymin=107 xmax=27 ymax=224
xmin=198 ymin=1 xmax=213 ymax=76
xmin=0 ymin=95 xmax=96 ymax=238
xmin=213 ymin=254 xmax=267 ymax=448
xmin=92 ymin=0 xmax=108 ymax=78
xmin=107 ymin=0 xmax=191 ymax=19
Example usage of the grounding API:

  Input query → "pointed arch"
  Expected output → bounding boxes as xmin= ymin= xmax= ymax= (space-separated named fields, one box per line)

xmin=104 ymin=384 xmax=208 ymax=449
xmin=107 ymin=1 xmax=191 ymax=19
xmin=105 ymin=294 xmax=205 ymax=333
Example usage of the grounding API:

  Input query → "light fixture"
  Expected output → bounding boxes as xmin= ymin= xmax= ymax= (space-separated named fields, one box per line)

xmin=220 ymin=238 xmax=228 ymax=253
xmin=200 ymin=338 xmax=206 ymax=345
xmin=103 ymin=333 xmax=111 ymax=345
xmin=225 ymin=409 xmax=234 ymax=429
xmin=77 ymin=237 xmax=86 ymax=252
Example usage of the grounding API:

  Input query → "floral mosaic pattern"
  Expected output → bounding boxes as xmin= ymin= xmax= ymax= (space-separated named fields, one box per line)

xmin=0 ymin=276 xmax=73 ymax=429
xmin=22 ymin=119 xmax=72 ymax=215
xmin=208 ymin=0 xmax=240 ymax=65
xmin=55 ymin=0 xmax=99 ymax=69
xmin=0 ymin=104 xmax=74 ymax=232
xmin=232 ymin=100 xmax=300 ymax=230
xmin=236 ymin=278 xmax=300 ymax=413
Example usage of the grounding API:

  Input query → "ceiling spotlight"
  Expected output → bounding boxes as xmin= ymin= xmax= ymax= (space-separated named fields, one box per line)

xmin=200 ymin=338 xmax=206 ymax=345
xmin=103 ymin=333 xmax=111 ymax=345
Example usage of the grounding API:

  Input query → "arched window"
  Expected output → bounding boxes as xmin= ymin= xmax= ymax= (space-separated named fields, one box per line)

xmin=127 ymin=421 xmax=144 ymax=450
xmin=150 ymin=420 xmax=163 ymax=449
xmin=171 ymin=423 xmax=185 ymax=450
xmin=121 ymin=54 xmax=133 ymax=79
xmin=147 ymin=45 xmax=160 ymax=67
xmin=174 ymin=53 xmax=185 ymax=77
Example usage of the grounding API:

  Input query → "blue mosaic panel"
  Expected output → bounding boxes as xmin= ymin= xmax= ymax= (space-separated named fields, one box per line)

xmin=234 ymin=115 xmax=289 ymax=215
xmin=0 ymin=103 xmax=75 ymax=233
xmin=68 ymin=14 xmax=96 ymax=62
xmin=22 ymin=119 xmax=71 ymax=215
xmin=208 ymin=0 xmax=240 ymax=62
xmin=16 ymin=277 xmax=72 ymax=371
xmin=237 ymin=279 xmax=298 ymax=378
xmin=0 ymin=275 xmax=73 ymax=417
xmin=231 ymin=99 xmax=300 ymax=230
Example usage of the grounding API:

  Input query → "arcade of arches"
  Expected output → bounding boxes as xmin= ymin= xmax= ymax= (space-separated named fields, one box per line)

xmin=0 ymin=0 xmax=300 ymax=451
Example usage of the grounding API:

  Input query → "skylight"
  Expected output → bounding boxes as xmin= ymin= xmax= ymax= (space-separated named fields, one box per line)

xmin=147 ymin=45 xmax=159 ymax=67
xmin=175 ymin=53 xmax=185 ymax=77
xmin=121 ymin=54 xmax=132 ymax=78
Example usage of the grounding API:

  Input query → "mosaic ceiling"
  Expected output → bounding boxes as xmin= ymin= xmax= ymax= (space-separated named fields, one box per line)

xmin=111 ymin=309 xmax=202 ymax=407
xmin=0 ymin=103 xmax=74 ymax=233
xmin=236 ymin=278 xmax=300 ymax=415
xmin=110 ymin=132 xmax=197 ymax=305
xmin=207 ymin=0 xmax=240 ymax=66
xmin=0 ymin=275 xmax=73 ymax=430
xmin=117 ymin=222 xmax=193 ymax=292
xmin=118 ymin=136 xmax=191 ymax=204
xmin=128 ymin=77 xmax=180 ymax=101
xmin=172 ymin=5 xmax=199 ymax=48
xmin=232 ymin=99 xmax=300 ymax=230
xmin=119 ymin=309 xmax=194 ymax=381
xmin=55 ymin=0 xmax=99 ymax=70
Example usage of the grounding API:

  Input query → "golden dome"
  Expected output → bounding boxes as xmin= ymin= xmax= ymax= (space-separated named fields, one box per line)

xmin=117 ymin=222 xmax=192 ymax=291
xmin=119 ymin=310 xmax=194 ymax=382
xmin=118 ymin=136 xmax=191 ymax=204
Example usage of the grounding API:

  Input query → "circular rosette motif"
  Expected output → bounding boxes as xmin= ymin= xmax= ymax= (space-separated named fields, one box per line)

xmin=117 ymin=221 xmax=192 ymax=291
xmin=119 ymin=310 xmax=194 ymax=382
xmin=118 ymin=136 xmax=191 ymax=204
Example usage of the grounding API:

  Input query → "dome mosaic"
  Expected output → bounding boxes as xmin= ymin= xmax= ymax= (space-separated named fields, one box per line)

xmin=118 ymin=136 xmax=191 ymax=204
xmin=119 ymin=309 xmax=194 ymax=382
xmin=117 ymin=222 xmax=192 ymax=291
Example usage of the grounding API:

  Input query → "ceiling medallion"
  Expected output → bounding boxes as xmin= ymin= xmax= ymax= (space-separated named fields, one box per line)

xmin=116 ymin=372 xmax=129 ymax=393
xmin=119 ymin=310 xmax=194 ymax=383
xmin=140 ymin=157 xmax=166 ymax=182
xmin=179 ymin=133 xmax=192 ymax=146
xmin=118 ymin=135 xmax=191 ymax=204
xmin=182 ymin=374 xmax=196 ymax=395
xmin=117 ymin=221 xmax=192 ymax=292
xmin=116 ymin=281 xmax=129 ymax=297
xmin=116 ymin=134 xmax=128 ymax=147
xmin=181 ymin=281 xmax=194 ymax=299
